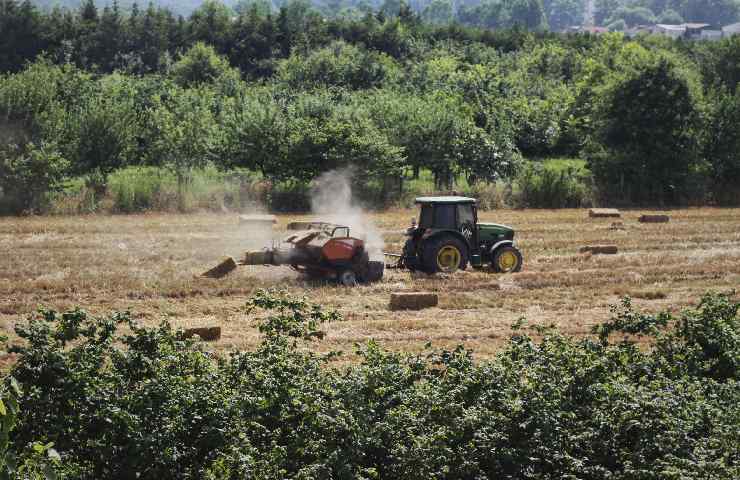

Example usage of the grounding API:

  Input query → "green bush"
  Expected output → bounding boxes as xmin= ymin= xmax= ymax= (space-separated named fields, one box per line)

xmin=3 ymin=290 xmax=739 ymax=479
xmin=513 ymin=161 xmax=592 ymax=208
xmin=0 ymin=142 xmax=69 ymax=215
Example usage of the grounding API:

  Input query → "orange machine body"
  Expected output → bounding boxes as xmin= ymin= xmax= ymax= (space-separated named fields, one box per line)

xmin=321 ymin=238 xmax=364 ymax=262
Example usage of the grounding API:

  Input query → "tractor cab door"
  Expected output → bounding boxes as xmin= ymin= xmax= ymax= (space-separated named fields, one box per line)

xmin=457 ymin=203 xmax=477 ymax=247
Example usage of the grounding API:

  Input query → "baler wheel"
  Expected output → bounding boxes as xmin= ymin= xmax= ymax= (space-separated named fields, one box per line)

xmin=338 ymin=269 xmax=358 ymax=286
xmin=364 ymin=261 xmax=385 ymax=283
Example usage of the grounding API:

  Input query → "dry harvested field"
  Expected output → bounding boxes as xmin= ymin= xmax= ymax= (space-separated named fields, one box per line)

xmin=1 ymin=208 xmax=739 ymax=360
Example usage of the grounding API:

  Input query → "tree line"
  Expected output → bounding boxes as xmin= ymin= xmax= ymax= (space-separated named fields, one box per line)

xmin=595 ymin=0 xmax=740 ymax=30
xmin=1 ymin=0 xmax=740 ymax=213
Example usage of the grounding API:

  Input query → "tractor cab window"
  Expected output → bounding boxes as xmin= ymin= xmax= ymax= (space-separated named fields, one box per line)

xmin=419 ymin=205 xmax=433 ymax=228
xmin=458 ymin=204 xmax=474 ymax=227
xmin=433 ymin=204 xmax=456 ymax=229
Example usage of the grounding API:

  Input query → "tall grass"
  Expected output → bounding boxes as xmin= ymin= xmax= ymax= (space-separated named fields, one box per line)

xmin=47 ymin=159 xmax=595 ymax=214
xmin=51 ymin=166 xmax=267 ymax=214
xmin=513 ymin=161 xmax=593 ymax=208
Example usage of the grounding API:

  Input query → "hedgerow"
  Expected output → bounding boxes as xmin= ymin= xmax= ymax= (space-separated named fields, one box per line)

xmin=1 ymin=290 xmax=738 ymax=479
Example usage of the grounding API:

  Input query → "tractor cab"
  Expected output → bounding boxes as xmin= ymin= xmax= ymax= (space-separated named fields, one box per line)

xmin=399 ymin=196 xmax=522 ymax=274
xmin=413 ymin=196 xmax=478 ymax=242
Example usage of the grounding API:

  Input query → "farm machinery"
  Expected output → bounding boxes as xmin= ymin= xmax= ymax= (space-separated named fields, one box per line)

xmin=386 ymin=196 xmax=523 ymax=274
xmin=203 ymin=221 xmax=384 ymax=286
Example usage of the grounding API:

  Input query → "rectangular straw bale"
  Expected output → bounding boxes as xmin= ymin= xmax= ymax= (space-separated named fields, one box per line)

xmin=389 ymin=292 xmax=438 ymax=311
xmin=580 ymin=245 xmax=618 ymax=255
xmin=639 ymin=214 xmax=670 ymax=223
xmin=202 ymin=257 xmax=237 ymax=278
xmin=183 ymin=326 xmax=221 ymax=341
xmin=589 ymin=208 xmax=621 ymax=218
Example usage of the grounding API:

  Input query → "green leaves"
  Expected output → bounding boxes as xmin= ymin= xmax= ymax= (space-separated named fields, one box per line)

xmin=3 ymin=291 xmax=739 ymax=479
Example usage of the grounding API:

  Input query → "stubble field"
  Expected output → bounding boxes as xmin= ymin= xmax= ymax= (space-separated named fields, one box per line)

xmin=1 ymin=208 xmax=739 ymax=361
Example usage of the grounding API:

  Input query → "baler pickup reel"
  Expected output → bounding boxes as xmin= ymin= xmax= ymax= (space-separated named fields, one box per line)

xmin=203 ymin=221 xmax=384 ymax=286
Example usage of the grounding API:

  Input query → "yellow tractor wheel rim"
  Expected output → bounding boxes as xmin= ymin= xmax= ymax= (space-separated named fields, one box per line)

xmin=437 ymin=246 xmax=461 ymax=272
xmin=498 ymin=250 xmax=518 ymax=272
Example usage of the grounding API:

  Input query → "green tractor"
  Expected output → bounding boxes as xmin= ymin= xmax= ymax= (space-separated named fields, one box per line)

xmin=391 ymin=196 xmax=523 ymax=274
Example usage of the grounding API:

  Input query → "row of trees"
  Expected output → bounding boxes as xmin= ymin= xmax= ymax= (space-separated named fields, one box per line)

xmin=594 ymin=0 xmax=740 ymax=28
xmin=0 ymin=0 xmax=543 ymax=75
xmin=2 ymin=1 xmax=740 ymax=212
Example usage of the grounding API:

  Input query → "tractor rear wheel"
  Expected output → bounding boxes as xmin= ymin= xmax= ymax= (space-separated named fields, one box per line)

xmin=422 ymin=235 xmax=468 ymax=274
xmin=492 ymin=245 xmax=522 ymax=273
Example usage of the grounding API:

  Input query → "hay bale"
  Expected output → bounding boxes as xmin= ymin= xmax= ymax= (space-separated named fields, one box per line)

xmin=202 ymin=257 xmax=237 ymax=278
xmin=389 ymin=292 xmax=438 ymax=311
xmin=589 ymin=208 xmax=621 ymax=218
xmin=579 ymin=245 xmax=618 ymax=255
xmin=609 ymin=221 xmax=625 ymax=231
xmin=183 ymin=326 xmax=221 ymax=341
xmin=639 ymin=214 xmax=670 ymax=223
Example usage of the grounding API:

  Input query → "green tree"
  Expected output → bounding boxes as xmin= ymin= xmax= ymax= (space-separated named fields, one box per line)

xmin=59 ymin=75 xmax=140 ymax=200
xmin=149 ymin=86 xmax=218 ymax=209
xmin=218 ymin=87 xmax=290 ymax=177
xmin=188 ymin=0 xmax=233 ymax=50
xmin=543 ymin=0 xmax=585 ymax=31
xmin=587 ymin=57 xmax=703 ymax=204
xmin=278 ymin=92 xmax=403 ymax=183
xmin=277 ymin=40 xmax=399 ymax=90
xmin=657 ymin=8 xmax=683 ymax=24
xmin=701 ymin=36 xmax=740 ymax=94
xmin=0 ymin=0 xmax=47 ymax=72
xmin=704 ymin=89 xmax=740 ymax=204
xmin=594 ymin=0 xmax=621 ymax=25
xmin=0 ymin=142 xmax=69 ymax=214
xmin=505 ymin=0 xmax=548 ymax=30
xmin=171 ymin=42 xmax=235 ymax=87
xmin=680 ymin=0 xmax=740 ymax=27
xmin=607 ymin=6 xmax=656 ymax=27
xmin=421 ymin=0 xmax=454 ymax=25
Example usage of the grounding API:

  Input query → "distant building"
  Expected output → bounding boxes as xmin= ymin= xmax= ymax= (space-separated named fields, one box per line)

xmin=654 ymin=23 xmax=718 ymax=40
xmin=723 ymin=23 xmax=740 ymax=36
xmin=654 ymin=23 xmax=687 ymax=39
xmin=701 ymin=30 xmax=723 ymax=41
xmin=685 ymin=23 xmax=714 ymax=39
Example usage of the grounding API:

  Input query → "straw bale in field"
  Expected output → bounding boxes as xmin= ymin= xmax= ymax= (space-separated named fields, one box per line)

xmin=202 ymin=257 xmax=237 ymax=278
xmin=639 ymin=214 xmax=670 ymax=223
xmin=389 ymin=292 xmax=438 ymax=311
xmin=589 ymin=208 xmax=621 ymax=218
xmin=183 ymin=326 xmax=221 ymax=341
xmin=580 ymin=245 xmax=618 ymax=255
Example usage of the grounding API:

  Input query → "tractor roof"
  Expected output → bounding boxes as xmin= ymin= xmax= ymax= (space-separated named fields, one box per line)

xmin=415 ymin=196 xmax=477 ymax=205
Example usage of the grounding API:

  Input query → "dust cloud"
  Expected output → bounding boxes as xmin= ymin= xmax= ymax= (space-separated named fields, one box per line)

xmin=310 ymin=168 xmax=384 ymax=260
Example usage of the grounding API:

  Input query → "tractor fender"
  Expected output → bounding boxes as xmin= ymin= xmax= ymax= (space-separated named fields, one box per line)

xmin=489 ymin=240 xmax=514 ymax=255
xmin=423 ymin=230 xmax=470 ymax=255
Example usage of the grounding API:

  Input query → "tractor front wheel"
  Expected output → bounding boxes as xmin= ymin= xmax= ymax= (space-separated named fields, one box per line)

xmin=492 ymin=245 xmax=523 ymax=273
xmin=423 ymin=235 xmax=468 ymax=274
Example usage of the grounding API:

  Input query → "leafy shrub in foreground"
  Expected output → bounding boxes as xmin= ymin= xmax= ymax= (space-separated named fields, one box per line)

xmin=4 ymin=291 xmax=739 ymax=479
